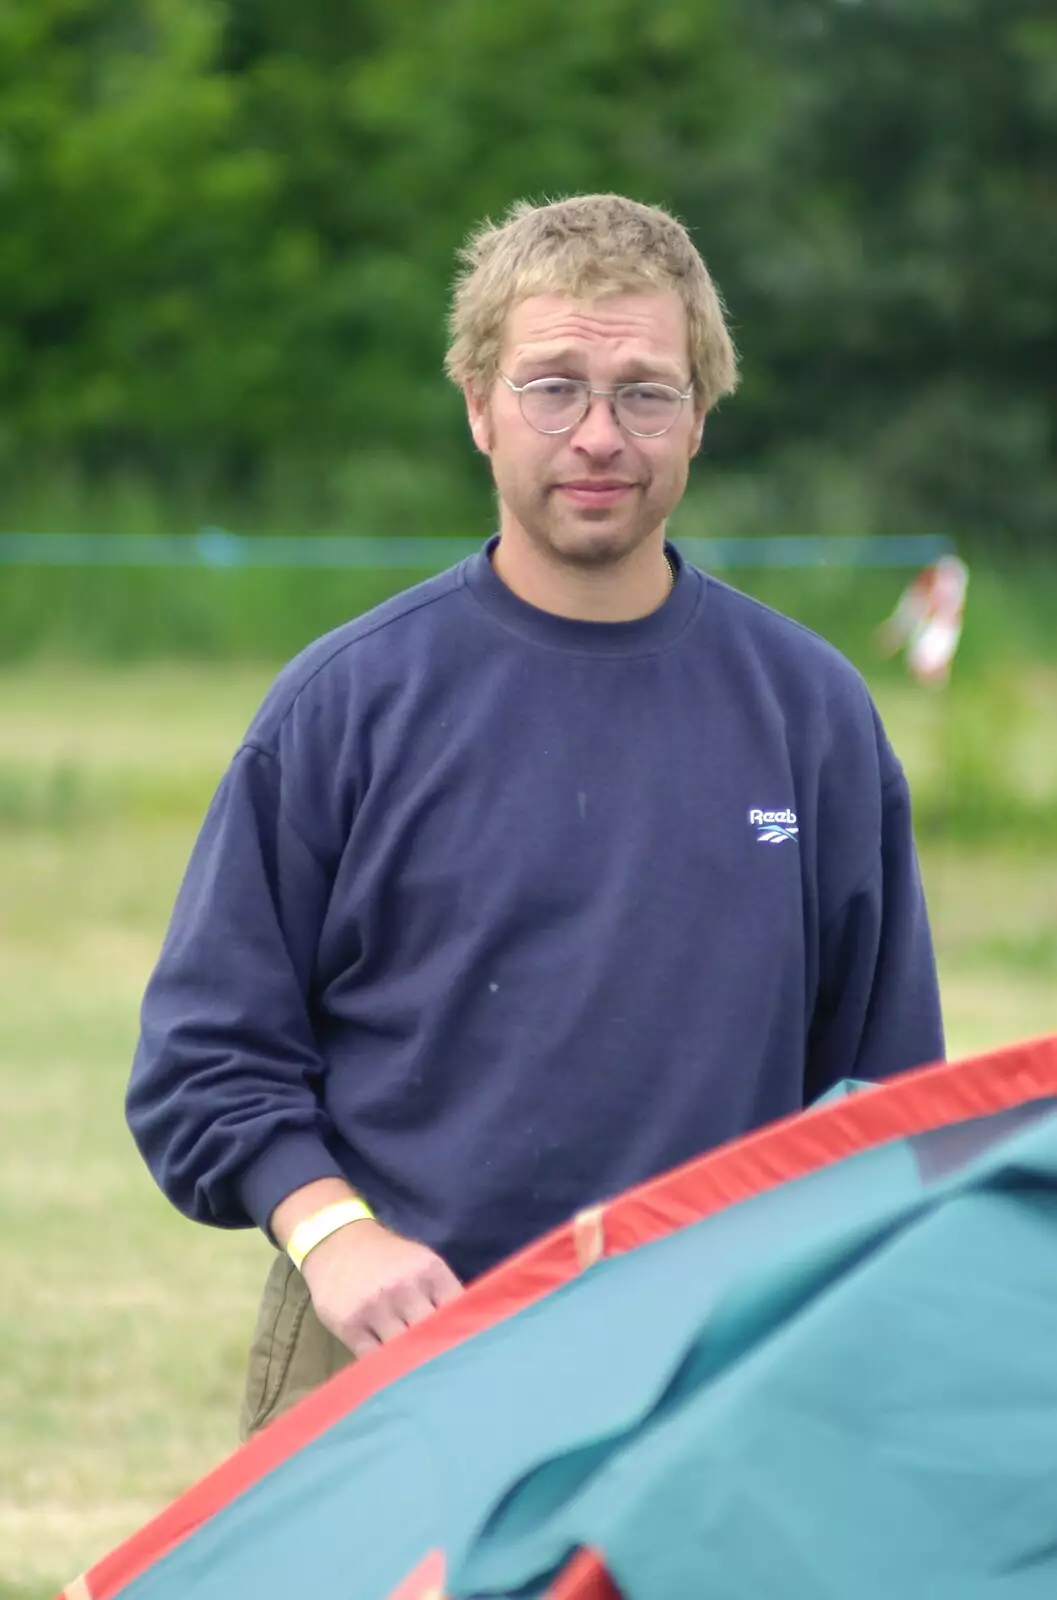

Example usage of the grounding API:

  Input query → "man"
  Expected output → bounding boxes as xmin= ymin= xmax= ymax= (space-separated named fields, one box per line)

xmin=127 ymin=193 xmax=944 ymax=1439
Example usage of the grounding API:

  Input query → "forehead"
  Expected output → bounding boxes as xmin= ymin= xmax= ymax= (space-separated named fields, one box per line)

xmin=501 ymin=290 xmax=689 ymax=371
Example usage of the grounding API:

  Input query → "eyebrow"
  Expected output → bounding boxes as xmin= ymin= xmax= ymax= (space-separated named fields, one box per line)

xmin=512 ymin=349 xmax=686 ymax=384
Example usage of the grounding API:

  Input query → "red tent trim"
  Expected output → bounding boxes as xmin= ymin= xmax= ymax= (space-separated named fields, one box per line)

xmin=66 ymin=1033 xmax=1057 ymax=1600
xmin=545 ymin=1547 xmax=622 ymax=1600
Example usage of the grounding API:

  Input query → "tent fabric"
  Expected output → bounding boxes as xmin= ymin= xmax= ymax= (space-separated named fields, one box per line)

xmin=453 ymin=1098 xmax=1057 ymax=1598
xmin=61 ymin=1033 xmax=1057 ymax=1600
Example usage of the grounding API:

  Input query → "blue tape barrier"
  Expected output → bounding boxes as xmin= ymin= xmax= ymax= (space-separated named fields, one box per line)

xmin=0 ymin=530 xmax=954 ymax=571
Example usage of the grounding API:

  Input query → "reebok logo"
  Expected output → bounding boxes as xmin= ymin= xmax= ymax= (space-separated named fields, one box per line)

xmin=749 ymin=807 xmax=799 ymax=844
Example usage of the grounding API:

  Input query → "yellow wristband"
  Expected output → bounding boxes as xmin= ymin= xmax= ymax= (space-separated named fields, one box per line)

xmin=286 ymin=1198 xmax=375 ymax=1272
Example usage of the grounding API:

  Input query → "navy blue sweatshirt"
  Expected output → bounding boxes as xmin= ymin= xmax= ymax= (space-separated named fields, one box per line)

xmin=127 ymin=542 xmax=944 ymax=1282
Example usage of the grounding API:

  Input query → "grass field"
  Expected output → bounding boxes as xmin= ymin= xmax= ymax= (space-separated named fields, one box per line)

xmin=1 ymin=663 xmax=1056 ymax=1600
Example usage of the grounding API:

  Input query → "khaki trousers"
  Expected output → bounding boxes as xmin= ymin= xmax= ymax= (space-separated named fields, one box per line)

xmin=239 ymin=1251 xmax=355 ymax=1441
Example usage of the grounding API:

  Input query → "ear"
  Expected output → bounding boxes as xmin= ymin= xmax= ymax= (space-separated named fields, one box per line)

xmin=464 ymin=383 xmax=493 ymax=457
xmin=690 ymin=407 xmax=707 ymax=457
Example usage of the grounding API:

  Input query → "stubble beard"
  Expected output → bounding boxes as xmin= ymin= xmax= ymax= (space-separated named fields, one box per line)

xmin=518 ymin=484 xmax=663 ymax=572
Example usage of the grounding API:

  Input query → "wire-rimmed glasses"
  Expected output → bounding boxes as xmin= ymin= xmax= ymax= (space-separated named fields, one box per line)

xmin=499 ymin=374 xmax=692 ymax=438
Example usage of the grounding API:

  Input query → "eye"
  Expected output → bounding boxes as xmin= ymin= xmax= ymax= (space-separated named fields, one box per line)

xmin=531 ymin=379 xmax=581 ymax=399
xmin=517 ymin=377 xmax=588 ymax=431
xmin=622 ymin=384 xmax=673 ymax=407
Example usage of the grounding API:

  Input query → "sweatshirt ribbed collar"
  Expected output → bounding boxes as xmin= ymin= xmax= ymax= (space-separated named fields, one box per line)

xmin=462 ymin=535 xmax=703 ymax=658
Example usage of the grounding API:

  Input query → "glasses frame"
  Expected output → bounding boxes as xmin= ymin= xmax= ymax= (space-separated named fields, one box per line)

xmin=499 ymin=373 xmax=693 ymax=438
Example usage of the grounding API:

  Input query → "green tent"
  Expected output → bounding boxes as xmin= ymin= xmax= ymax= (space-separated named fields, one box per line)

xmin=63 ymin=1033 xmax=1057 ymax=1600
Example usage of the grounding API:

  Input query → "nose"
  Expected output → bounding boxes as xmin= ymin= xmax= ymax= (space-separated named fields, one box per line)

xmin=569 ymin=391 xmax=625 ymax=457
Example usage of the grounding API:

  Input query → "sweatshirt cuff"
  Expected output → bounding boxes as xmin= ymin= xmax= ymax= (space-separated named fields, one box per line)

xmin=237 ymin=1132 xmax=348 ymax=1236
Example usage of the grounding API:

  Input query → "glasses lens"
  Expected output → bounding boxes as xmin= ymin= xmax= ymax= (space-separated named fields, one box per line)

xmin=616 ymin=384 xmax=684 ymax=436
xmin=519 ymin=379 xmax=588 ymax=433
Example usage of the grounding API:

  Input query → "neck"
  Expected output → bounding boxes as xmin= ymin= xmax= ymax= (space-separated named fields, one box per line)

xmin=490 ymin=524 xmax=672 ymax=622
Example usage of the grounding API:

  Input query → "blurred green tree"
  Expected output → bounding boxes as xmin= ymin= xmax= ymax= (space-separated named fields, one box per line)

xmin=0 ymin=0 xmax=1052 ymax=546
xmin=0 ymin=2 xmax=281 ymax=471
xmin=720 ymin=0 xmax=1057 ymax=548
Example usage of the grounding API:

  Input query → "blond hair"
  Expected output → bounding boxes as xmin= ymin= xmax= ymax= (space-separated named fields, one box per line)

xmin=445 ymin=194 xmax=739 ymax=411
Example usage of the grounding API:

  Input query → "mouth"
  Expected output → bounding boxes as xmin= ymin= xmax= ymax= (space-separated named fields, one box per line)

xmin=553 ymin=481 xmax=638 ymax=507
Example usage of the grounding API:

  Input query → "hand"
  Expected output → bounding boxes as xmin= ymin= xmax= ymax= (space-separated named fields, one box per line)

xmin=299 ymin=1218 xmax=464 ymax=1357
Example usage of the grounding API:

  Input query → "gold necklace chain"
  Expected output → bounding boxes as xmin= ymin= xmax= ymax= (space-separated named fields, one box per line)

xmin=665 ymin=553 xmax=676 ymax=591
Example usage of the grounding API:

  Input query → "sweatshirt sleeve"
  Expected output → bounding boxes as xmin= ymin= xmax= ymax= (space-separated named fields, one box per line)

xmin=804 ymin=766 xmax=945 ymax=1103
xmin=126 ymin=742 xmax=348 ymax=1232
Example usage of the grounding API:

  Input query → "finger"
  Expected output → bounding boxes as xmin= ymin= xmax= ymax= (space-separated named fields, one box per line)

xmin=393 ymin=1282 xmax=440 ymax=1327
xmin=346 ymin=1324 xmax=383 ymax=1359
xmin=424 ymin=1259 xmax=464 ymax=1307
xmin=366 ymin=1301 xmax=410 ymax=1345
